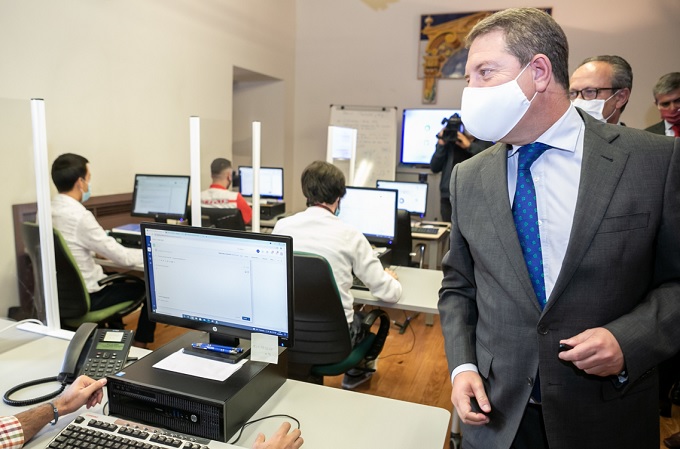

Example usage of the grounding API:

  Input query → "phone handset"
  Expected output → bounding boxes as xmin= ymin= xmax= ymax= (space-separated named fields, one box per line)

xmin=58 ymin=322 xmax=98 ymax=384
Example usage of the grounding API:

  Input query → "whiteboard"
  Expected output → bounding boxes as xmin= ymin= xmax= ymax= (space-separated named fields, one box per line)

xmin=329 ymin=105 xmax=397 ymax=187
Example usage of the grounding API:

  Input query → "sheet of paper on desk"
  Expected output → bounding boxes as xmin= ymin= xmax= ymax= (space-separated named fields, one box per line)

xmin=153 ymin=349 xmax=246 ymax=381
xmin=250 ymin=333 xmax=279 ymax=364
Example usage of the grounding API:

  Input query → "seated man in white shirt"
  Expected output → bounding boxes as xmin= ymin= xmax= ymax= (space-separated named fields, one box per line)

xmin=200 ymin=158 xmax=253 ymax=225
xmin=273 ymin=161 xmax=402 ymax=389
xmin=50 ymin=154 xmax=155 ymax=348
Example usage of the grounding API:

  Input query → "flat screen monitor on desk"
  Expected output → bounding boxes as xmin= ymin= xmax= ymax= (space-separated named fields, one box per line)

xmin=400 ymin=108 xmax=459 ymax=165
xmin=141 ymin=223 xmax=294 ymax=359
xmin=337 ymin=186 xmax=398 ymax=246
xmin=238 ymin=166 xmax=284 ymax=200
xmin=376 ymin=180 xmax=428 ymax=219
xmin=131 ymin=174 xmax=190 ymax=222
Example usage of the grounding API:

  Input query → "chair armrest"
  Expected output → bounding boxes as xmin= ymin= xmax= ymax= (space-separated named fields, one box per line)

xmin=361 ymin=309 xmax=391 ymax=361
xmin=97 ymin=272 xmax=144 ymax=287
xmin=413 ymin=243 xmax=426 ymax=269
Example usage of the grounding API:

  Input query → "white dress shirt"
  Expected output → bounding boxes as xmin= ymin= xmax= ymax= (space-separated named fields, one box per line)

xmin=51 ymin=194 xmax=143 ymax=293
xmin=273 ymin=206 xmax=402 ymax=323
xmin=452 ymin=105 xmax=585 ymax=382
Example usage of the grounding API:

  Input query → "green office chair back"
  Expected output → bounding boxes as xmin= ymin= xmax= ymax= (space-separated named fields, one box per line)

xmin=289 ymin=252 xmax=390 ymax=381
xmin=21 ymin=222 xmax=141 ymax=329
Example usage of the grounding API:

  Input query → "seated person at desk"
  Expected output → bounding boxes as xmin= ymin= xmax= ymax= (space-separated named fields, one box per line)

xmin=0 ymin=375 xmax=303 ymax=449
xmin=200 ymin=158 xmax=253 ymax=225
xmin=51 ymin=153 xmax=155 ymax=348
xmin=273 ymin=161 xmax=402 ymax=389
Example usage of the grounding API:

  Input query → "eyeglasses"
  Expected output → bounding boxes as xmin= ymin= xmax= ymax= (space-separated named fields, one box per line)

xmin=656 ymin=98 xmax=680 ymax=110
xmin=568 ymin=87 xmax=621 ymax=101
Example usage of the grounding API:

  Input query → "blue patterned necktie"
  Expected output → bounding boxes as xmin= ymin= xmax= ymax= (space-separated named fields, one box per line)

xmin=512 ymin=142 xmax=550 ymax=309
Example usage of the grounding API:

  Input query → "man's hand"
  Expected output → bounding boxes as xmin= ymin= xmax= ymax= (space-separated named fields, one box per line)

xmin=451 ymin=371 xmax=491 ymax=425
xmin=455 ymin=132 xmax=472 ymax=150
xmin=558 ymin=328 xmax=625 ymax=377
xmin=252 ymin=422 xmax=303 ymax=449
xmin=54 ymin=375 xmax=107 ymax=415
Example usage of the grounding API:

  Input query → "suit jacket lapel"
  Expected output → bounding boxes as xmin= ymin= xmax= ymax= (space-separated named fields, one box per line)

xmin=545 ymin=117 xmax=630 ymax=310
xmin=481 ymin=143 xmax=542 ymax=310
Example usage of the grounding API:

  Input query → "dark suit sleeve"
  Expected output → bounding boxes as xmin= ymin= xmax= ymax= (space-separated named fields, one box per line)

xmin=468 ymin=139 xmax=494 ymax=156
xmin=438 ymin=163 xmax=479 ymax=371
xmin=430 ymin=143 xmax=448 ymax=174
xmin=604 ymin=137 xmax=680 ymax=385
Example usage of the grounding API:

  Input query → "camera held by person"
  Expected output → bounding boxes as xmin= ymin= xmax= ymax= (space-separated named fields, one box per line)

xmin=439 ymin=113 xmax=465 ymax=144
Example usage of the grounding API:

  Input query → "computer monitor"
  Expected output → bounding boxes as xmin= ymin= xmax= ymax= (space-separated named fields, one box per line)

xmin=131 ymin=174 xmax=190 ymax=223
xmin=141 ymin=223 xmax=294 ymax=358
xmin=238 ymin=166 xmax=284 ymax=200
xmin=400 ymin=108 xmax=460 ymax=165
xmin=376 ymin=180 xmax=429 ymax=219
xmin=337 ymin=187 xmax=398 ymax=246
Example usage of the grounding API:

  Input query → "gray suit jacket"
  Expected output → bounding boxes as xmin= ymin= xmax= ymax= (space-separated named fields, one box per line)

xmin=438 ymin=111 xmax=680 ymax=449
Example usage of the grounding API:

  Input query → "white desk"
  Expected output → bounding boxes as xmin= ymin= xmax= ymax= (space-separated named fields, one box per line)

xmin=0 ymin=321 xmax=450 ymax=449
xmin=351 ymin=265 xmax=442 ymax=315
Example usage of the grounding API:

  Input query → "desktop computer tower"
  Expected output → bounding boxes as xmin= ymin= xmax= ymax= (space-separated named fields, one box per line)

xmin=107 ymin=331 xmax=287 ymax=442
xmin=260 ymin=202 xmax=285 ymax=220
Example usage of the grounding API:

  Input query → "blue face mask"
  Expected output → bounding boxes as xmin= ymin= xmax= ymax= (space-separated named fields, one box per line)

xmin=81 ymin=182 xmax=92 ymax=203
xmin=334 ymin=201 xmax=341 ymax=216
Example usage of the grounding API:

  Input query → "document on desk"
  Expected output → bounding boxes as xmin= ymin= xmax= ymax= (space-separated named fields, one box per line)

xmin=153 ymin=349 xmax=246 ymax=381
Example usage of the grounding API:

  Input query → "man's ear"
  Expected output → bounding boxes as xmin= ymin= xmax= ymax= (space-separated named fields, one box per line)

xmin=614 ymin=88 xmax=631 ymax=109
xmin=530 ymin=54 xmax=552 ymax=93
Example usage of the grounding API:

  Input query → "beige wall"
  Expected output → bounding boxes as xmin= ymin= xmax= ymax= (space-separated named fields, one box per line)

xmin=0 ymin=0 xmax=296 ymax=315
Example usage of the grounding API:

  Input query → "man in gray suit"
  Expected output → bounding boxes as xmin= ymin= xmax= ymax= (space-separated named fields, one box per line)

xmin=438 ymin=8 xmax=680 ymax=449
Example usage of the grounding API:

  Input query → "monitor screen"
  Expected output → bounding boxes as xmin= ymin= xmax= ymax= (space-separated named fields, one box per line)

xmin=238 ymin=166 xmax=284 ymax=200
xmin=400 ymin=108 xmax=460 ymax=165
xmin=131 ymin=174 xmax=190 ymax=221
xmin=376 ymin=180 xmax=428 ymax=218
xmin=337 ymin=187 xmax=398 ymax=246
xmin=142 ymin=223 xmax=294 ymax=350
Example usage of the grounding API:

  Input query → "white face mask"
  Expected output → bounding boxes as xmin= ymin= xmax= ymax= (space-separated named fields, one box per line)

xmin=461 ymin=63 xmax=536 ymax=142
xmin=572 ymin=94 xmax=617 ymax=123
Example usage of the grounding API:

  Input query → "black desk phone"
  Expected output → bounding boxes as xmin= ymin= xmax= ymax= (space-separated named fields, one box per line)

xmin=3 ymin=322 xmax=134 ymax=407
xmin=58 ymin=322 xmax=134 ymax=383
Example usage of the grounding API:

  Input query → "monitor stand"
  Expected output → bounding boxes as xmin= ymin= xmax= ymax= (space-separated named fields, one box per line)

xmin=182 ymin=334 xmax=251 ymax=364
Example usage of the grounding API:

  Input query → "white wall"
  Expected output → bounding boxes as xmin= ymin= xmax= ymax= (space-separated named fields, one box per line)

xmin=0 ymin=0 xmax=296 ymax=316
xmin=293 ymin=0 xmax=680 ymax=210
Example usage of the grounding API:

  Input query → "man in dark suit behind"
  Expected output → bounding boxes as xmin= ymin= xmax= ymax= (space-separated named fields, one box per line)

xmin=438 ymin=8 xmax=680 ymax=449
xmin=646 ymin=72 xmax=680 ymax=137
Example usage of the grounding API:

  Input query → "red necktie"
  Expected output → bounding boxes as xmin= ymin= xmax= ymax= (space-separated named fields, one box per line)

xmin=672 ymin=124 xmax=680 ymax=137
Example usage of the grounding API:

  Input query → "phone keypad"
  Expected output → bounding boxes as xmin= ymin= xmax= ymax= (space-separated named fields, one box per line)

xmin=82 ymin=352 xmax=125 ymax=379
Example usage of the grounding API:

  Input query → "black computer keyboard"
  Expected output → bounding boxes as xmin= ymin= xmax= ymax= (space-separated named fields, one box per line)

xmin=411 ymin=226 xmax=439 ymax=235
xmin=47 ymin=412 xmax=231 ymax=449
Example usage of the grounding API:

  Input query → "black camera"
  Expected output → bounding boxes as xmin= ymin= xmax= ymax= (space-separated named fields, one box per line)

xmin=440 ymin=113 xmax=464 ymax=144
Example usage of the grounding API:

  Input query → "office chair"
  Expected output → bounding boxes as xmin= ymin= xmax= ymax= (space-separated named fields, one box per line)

xmin=287 ymin=252 xmax=391 ymax=384
xmin=21 ymin=222 xmax=144 ymax=330
xmin=389 ymin=209 xmax=425 ymax=268
xmin=185 ymin=205 xmax=247 ymax=231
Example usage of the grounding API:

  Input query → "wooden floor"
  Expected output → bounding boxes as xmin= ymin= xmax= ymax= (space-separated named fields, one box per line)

xmin=124 ymin=307 xmax=680 ymax=449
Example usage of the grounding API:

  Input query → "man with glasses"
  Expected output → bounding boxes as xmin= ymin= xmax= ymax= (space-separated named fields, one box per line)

xmin=569 ymin=55 xmax=632 ymax=124
xmin=646 ymin=72 xmax=680 ymax=137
